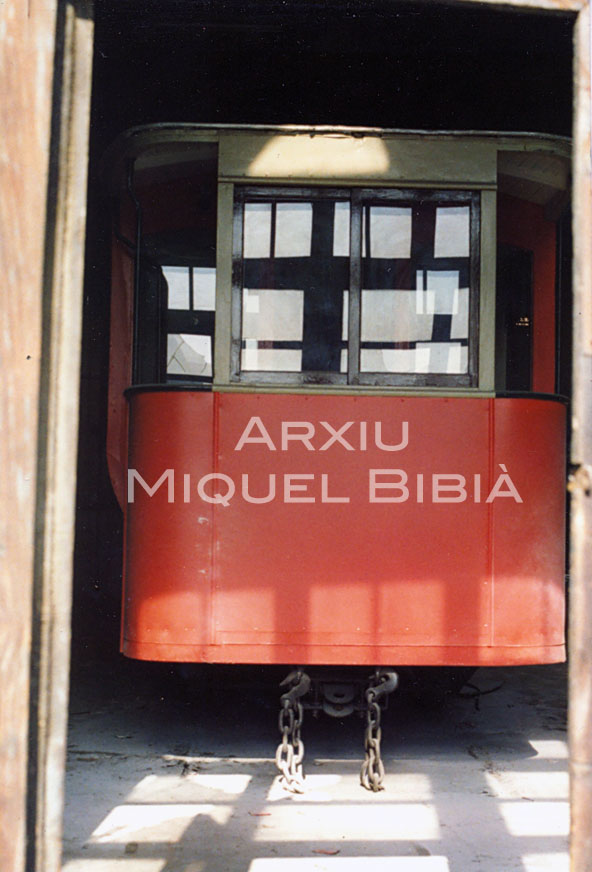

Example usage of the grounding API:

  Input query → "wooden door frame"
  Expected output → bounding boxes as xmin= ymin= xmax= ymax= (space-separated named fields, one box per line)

xmin=0 ymin=2 xmax=93 ymax=872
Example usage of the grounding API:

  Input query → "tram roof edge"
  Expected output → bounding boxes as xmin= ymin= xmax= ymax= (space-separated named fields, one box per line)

xmin=100 ymin=123 xmax=571 ymax=190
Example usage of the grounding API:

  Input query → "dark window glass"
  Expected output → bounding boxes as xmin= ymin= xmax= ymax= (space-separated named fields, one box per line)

xmin=163 ymin=265 xmax=215 ymax=381
xmin=233 ymin=187 xmax=479 ymax=387
xmin=360 ymin=202 xmax=470 ymax=376
xmin=496 ymin=245 xmax=533 ymax=392
xmin=239 ymin=196 xmax=349 ymax=374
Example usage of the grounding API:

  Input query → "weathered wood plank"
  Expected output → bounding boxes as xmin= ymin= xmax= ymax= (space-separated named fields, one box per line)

xmin=29 ymin=5 xmax=93 ymax=871
xmin=569 ymin=4 xmax=592 ymax=872
xmin=0 ymin=3 xmax=58 ymax=871
xmin=0 ymin=3 xmax=93 ymax=872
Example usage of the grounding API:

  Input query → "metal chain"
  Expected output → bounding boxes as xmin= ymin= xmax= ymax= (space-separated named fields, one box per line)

xmin=361 ymin=687 xmax=384 ymax=791
xmin=360 ymin=670 xmax=398 ymax=792
xmin=275 ymin=670 xmax=310 ymax=794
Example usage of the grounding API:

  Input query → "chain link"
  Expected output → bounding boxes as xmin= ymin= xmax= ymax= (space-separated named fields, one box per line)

xmin=275 ymin=670 xmax=310 ymax=794
xmin=360 ymin=688 xmax=385 ymax=791
xmin=360 ymin=671 xmax=398 ymax=792
xmin=275 ymin=668 xmax=396 ymax=794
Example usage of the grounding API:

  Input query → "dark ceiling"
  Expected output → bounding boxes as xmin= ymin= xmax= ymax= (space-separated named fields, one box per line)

xmin=92 ymin=0 xmax=574 ymax=158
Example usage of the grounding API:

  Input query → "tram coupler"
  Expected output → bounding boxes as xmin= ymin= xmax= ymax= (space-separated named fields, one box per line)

xmin=275 ymin=667 xmax=398 ymax=794
xmin=320 ymin=682 xmax=357 ymax=717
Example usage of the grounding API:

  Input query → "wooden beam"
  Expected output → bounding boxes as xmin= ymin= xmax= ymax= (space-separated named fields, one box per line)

xmin=0 ymin=3 xmax=58 ymax=871
xmin=28 ymin=4 xmax=93 ymax=871
xmin=569 ymin=4 xmax=592 ymax=872
xmin=0 ymin=2 xmax=93 ymax=872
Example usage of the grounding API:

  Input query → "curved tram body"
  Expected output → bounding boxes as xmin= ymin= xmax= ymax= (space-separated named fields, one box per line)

xmin=105 ymin=125 xmax=569 ymax=786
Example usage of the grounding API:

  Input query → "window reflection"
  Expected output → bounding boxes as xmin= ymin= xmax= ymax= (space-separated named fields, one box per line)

xmin=167 ymin=334 xmax=212 ymax=377
xmin=241 ymin=289 xmax=304 ymax=372
xmin=360 ymin=198 xmax=471 ymax=376
xmin=164 ymin=265 xmax=216 ymax=311
xmin=164 ymin=265 xmax=190 ymax=309
xmin=361 ymin=342 xmax=466 ymax=374
xmin=362 ymin=290 xmax=434 ymax=343
xmin=275 ymin=203 xmax=312 ymax=257
xmin=333 ymin=202 xmax=350 ymax=257
xmin=244 ymin=202 xmax=314 ymax=259
xmin=194 ymin=267 xmax=216 ymax=310
xmin=434 ymin=205 xmax=470 ymax=258
xmin=242 ymin=289 xmax=304 ymax=341
xmin=244 ymin=203 xmax=272 ymax=258
xmin=236 ymin=189 xmax=474 ymax=382
xmin=164 ymin=265 xmax=216 ymax=382
xmin=368 ymin=206 xmax=412 ymax=258
xmin=240 ymin=196 xmax=349 ymax=373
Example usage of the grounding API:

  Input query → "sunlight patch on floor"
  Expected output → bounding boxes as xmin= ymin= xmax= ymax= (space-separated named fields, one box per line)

xmin=498 ymin=801 xmax=569 ymax=837
xmin=248 ymin=859 xmax=450 ymax=871
xmin=89 ymin=803 xmax=234 ymax=843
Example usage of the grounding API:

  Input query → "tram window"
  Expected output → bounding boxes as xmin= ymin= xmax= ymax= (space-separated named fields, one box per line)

xmin=162 ymin=264 xmax=215 ymax=383
xmin=164 ymin=265 xmax=216 ymax=311
xmin=232 ymin=187 xmax=479 ymax=386
xmin=242 ymin=288 xmax=304 ymax=371
xmin=236 ymin=191 xmax=349 ymax=377
xmin=360 ymin=201 xmax=471 ymax=376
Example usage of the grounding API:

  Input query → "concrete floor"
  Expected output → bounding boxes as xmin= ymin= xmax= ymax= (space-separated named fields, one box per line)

xmin=62 ymin=659 xmax=568 ymax=872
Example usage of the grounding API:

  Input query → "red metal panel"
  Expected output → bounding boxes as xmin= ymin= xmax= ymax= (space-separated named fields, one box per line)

xmin=123 ymin=391 xmax=214 ymax=656
xmin=213 ymin=394 xmax=492 ymax=661
xmin=491 ymin=398 xmax=566 ymax=648
xmin=121 ymin=391 xmax=565 ymax=665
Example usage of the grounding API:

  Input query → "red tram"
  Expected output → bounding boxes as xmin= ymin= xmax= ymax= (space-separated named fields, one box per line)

xmin=105 ymin=125 xmax=569 ymax=787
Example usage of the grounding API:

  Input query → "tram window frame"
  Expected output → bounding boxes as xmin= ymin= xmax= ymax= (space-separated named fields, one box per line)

xmin=230 ymin=185 xmax=480 ymax=388
xmin=134 ymin=256 xmax=217 ymax=386
xmin=162 ymin=263 xmax=216 ymax=384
